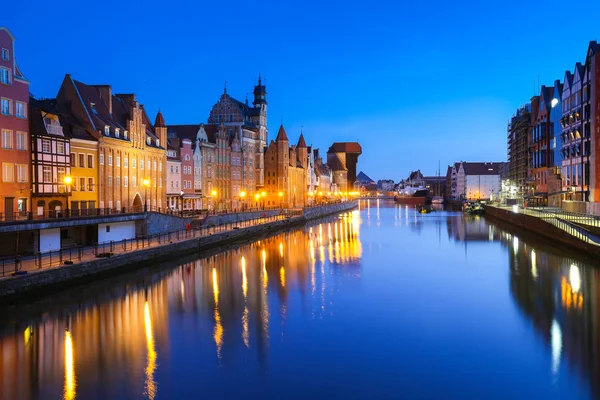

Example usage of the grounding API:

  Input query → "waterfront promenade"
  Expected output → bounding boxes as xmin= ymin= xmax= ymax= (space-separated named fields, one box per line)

xmin=0 ymin=202 xmax=357 ymax=302
xmin=485 ymin=204 xmax=600 ymax=256
xmin=0 ymin=213 xmax=292 ymax=278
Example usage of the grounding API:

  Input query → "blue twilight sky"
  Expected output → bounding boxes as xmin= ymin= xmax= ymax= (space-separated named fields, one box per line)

xmin=4 ymin=0 xmax=600 ymax=179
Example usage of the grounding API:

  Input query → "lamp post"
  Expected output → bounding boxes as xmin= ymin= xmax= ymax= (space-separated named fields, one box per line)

xmin=180 ymin=190 xmax=184 ymax=216
xmin=63 ymin=176 xmax=72 ymax=217
xmin=261 ymin=191 xmax=266 ymax=210
xmin=254 ymin=193 xmax=260 ymax=209
xmin=278 ymin=191 xmax=284 ymax=209
xmin=143 ymin=178 xmax=151 ymax=212
xmin=211 ymin=189 xmax=217 ymax=213
xmin=240 ymin=190 xmax=246 ymax=211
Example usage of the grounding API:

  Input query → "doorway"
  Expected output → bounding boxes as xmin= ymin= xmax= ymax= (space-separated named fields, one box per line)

xmin=4 ymin=197 xmax=14 ymax=221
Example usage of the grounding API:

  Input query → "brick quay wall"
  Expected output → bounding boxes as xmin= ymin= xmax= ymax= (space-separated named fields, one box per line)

xmin=484 ymin=206 xmax=600 ymax=258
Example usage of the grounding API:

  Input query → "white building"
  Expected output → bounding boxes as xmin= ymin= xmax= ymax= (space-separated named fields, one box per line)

xmin=452 ymin=162 xmax=505 ymax=201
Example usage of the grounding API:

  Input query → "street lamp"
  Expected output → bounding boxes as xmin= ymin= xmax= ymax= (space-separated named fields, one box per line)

xmin=254 ymin=193 xmax=260 ymax=209
xmin=143 ymin=178 xmax=151 ymax=212
xmin=211 ymin=189 xmax=218 ymax=212
xmin=180 ymin=190 xmax=184 ymax=216
xmin=278 ymin=191 xmax=284 ymax=209
xmin=240 ymin=190 xmax=246 ymax=211
xmin=63 ymin=176 xmax=72 ymax=216
xmin=261 ymin=191 xmax=266 ymax=210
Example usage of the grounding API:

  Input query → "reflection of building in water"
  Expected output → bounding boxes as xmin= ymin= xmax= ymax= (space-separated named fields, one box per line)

xmin=446 ymin=215 xmax=502 ymax=243
xmin=0 ymin=279 xmax=169 ymax=400
xmin=0 ymin=212 xmax=363 ymax=398
xmin=503 ymin=231 xmax=600 ymax=398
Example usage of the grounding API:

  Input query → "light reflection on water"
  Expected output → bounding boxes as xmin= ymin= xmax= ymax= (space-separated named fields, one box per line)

xmin=1 ymin=203 xmax=599 ymax=399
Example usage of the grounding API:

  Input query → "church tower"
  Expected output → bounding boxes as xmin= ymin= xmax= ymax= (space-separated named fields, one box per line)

xmin=253 ymin=74 xmax=268 ymax=187
xmin=297 ymin=132 xmax=308 ymax=170
xmin=154 ymin=110 xmax=167 ymax=148
xmin=275 ymin=125 xmax=289 ymax=196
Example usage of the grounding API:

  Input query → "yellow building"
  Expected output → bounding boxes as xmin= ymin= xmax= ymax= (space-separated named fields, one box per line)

xmin=57 ymin=76 xmax=167 ymax=211
xmin=68 ymin=135 xmax=98 ymax=214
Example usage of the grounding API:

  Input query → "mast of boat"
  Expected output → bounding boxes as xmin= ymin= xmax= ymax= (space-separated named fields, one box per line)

xmin=437 ymin=160 xmax=441 ymax=197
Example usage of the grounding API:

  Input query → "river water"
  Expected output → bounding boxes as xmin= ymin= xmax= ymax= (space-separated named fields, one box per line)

xmin=1 ymin=200 xmax=599 ymax=399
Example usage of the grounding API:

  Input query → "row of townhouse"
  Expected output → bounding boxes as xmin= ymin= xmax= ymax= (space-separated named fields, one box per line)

xmin=507 ymin=41 xmax=600 ymax=213
xmin=0 ymin=26 xmax=355 ymax=221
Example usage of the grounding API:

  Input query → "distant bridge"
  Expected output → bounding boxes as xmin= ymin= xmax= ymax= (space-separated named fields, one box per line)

xmin=357 ymin=196 xmax=395 ymax=200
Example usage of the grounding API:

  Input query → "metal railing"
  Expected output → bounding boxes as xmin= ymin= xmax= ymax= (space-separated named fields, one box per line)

xmin=0 ymin=210 xmax=302 ymax=277
xmin=493 ymin=204 xmax=600 ymax=246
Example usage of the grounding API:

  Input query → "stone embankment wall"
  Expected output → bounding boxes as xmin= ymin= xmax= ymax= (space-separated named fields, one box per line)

xmin=196 ymin=209 xmax=282 ymax=228
xmin=0 ymin=201 xmax=357 ymax=303
xmin=484 ymin=206 xmax=600 ymax=257
xmin=145 ymin=212 xmax=193 ymax=235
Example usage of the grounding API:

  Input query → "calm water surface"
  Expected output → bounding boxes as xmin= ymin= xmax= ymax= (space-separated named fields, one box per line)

xmin=2 ymin=200 xmax=600 ymax=399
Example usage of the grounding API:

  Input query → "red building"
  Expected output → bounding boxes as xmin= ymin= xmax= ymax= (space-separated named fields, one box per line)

xmin=0 ymin=27 xmax=30 ymax=220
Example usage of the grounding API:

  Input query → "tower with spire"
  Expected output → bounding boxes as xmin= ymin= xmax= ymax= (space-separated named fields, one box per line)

xmin=275 ymin=125 xmax=289 ymax=194
xmin=297 ymin=131 xmax=308 ymax=170
xmin=154 ymin=110 xmax=167 ymax=149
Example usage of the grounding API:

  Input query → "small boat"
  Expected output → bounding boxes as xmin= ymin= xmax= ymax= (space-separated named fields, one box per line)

xmin=394 ymin=186 xmax=429 ymax=205
xmin=431 ymin=196 xmax=444 ymax=205
xmin=464 ymin=202 xmax=484 ymax=215
xmin=416 ymin=204 xmax=432 ymax=214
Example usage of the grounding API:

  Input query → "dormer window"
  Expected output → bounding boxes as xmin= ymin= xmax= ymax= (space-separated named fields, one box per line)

xmin=156 ymin=138 xmax=160 ymax=147
xmin=104 ymin=126 xmax=110 ymax=136
xmin=124 ymin=130 xmax=128 ymax=140
xmin=115 ymin=128 xmax=120 ymax=138
xmin=1 ymin=49 xmax=8 ymax=61
xmin=146 ymin=137 xmax=151 ymax=145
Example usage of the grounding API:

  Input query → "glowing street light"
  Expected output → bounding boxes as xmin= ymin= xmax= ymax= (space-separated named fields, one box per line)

xmin=240 ymin=191 xmax=246 ymax=198
xmin=63 ymin=176 xmax=73 ymax=215
xmin=142 ymin=178 xmax=151 ymax=212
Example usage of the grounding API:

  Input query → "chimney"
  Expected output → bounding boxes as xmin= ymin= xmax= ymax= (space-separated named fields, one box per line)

xmin=92 ymin=85 xmax=112 ymax=115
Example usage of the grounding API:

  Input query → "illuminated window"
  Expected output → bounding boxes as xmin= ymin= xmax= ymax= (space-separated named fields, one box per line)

xmin=42 ymin=139 xmax=51 ymax=153
xmin=2 ymin=163 xmax=14 ymax=182
xmin=17 ymin=164 xmax=27 ymax=183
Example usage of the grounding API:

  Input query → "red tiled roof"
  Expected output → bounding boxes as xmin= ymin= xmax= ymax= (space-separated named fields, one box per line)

xmin=327 ymin=142 xmax=362 ymax=154
xmin=167 ymin=124 xmax=201 ymax=140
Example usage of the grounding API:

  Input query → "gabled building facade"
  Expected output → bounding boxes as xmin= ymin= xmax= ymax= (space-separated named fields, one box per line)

xmin=29 ymin=98 xmax=71 ymax=216
xmin=0 ymin=27 xmax=30 ymax=220
xmin=560 ymin=64 xmax=588 ymax=202
xmin=207 ymin=78 xmax=267 ymax=194
xmin=166 ymin=140 xmax=181 ymax=210
xmin=56 ymin=76 xmax=167 ymax=212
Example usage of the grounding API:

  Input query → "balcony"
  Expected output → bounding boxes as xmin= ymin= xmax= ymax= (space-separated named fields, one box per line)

xmin=44 ymin=122 xmax=64 ymax=136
